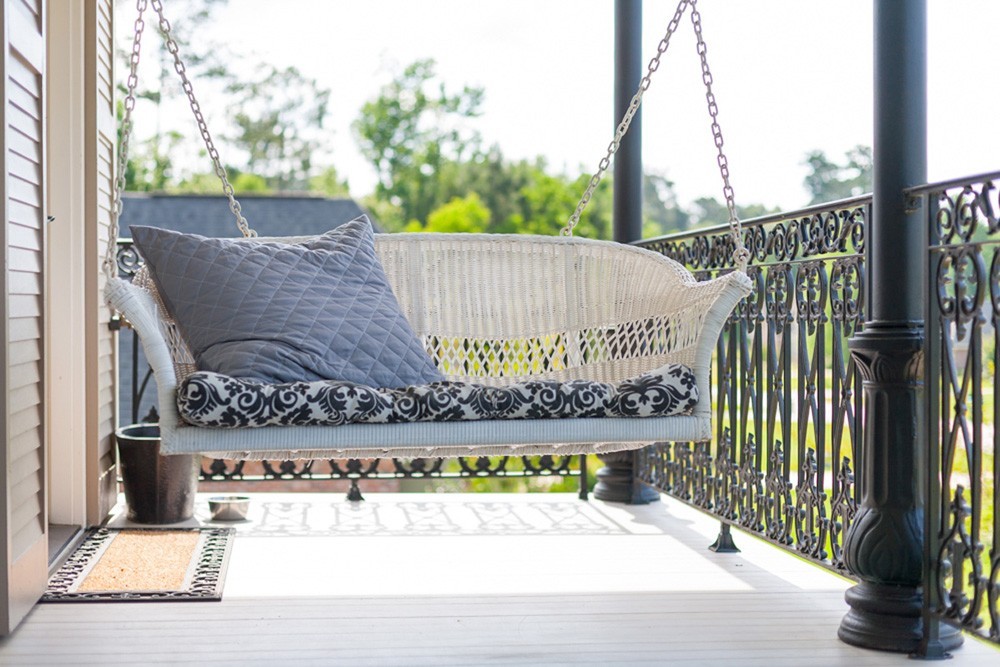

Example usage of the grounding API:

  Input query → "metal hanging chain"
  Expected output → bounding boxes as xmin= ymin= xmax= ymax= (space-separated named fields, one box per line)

xmin=563 ymin=0 xmax=749 ymax=272
xmin=689 ymin=1 xmax=748 ymax=272
xmin=562 ymin=0 xmax=689 ymax=239
xmin=103 ymin=0 xmax=256 ymax=283
xmin=148 ymin=0 xmax=254 ymax=238
xmin=103 ymin=0 xmax=148 ymax=282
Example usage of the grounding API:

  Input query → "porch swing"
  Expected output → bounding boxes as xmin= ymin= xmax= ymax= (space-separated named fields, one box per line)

xmin=104 ymin=0 xmax=753 ymax=460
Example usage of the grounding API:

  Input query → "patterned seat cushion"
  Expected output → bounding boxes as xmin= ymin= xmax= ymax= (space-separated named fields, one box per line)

xmin=176 ymin=365 xmax=699 ymax=428
xmin=129 ymin=217 xmax=443 ymax=388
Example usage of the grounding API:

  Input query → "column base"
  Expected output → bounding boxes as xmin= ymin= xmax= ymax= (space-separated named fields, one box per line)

xmin=593 ymin=451 xmax=659 ymax=504
xmin=838 ymin=582 xmax=962 ymax=654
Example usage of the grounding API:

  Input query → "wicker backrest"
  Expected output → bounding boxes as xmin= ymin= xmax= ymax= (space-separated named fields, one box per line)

xmin=133 ymin=233 xmax=721 ymax=387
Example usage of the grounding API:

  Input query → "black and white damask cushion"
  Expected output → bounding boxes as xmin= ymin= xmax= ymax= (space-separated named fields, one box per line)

xmin=176 ymin=365 xmax=698 ymax=428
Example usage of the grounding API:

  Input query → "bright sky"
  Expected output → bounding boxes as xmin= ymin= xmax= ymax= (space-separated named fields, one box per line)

xmin=133 ymin=0 xmax=1000 ymax=211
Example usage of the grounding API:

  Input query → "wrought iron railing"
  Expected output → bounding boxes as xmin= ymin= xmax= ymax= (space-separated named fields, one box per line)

xmin=913 ymin=171 xmax=1000 ymax=644
xmin=635 ymin=197 xmax=869 ymax=573
xmin=114 ymin=240 xmax=587 ymax=500
xmin=636 ymin=178 xmax=1000 ymax=648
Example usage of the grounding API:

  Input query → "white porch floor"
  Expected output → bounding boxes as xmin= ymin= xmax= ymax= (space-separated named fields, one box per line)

xmin=2 ymin=492 xmax=997 ymax=666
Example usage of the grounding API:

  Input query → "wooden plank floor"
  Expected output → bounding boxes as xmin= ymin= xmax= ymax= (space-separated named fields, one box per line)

xmin=3 ymin=493 xmax=998 ymax=666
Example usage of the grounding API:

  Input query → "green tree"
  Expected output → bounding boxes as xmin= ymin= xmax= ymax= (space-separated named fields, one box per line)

xmin=688 ymin=196 xmax=777 ymax=229
xmin=173 ymin=169 xmax=270 ymax=194
xmin=413 ymin=194 xmax=491 ymax=233
xmin=124 ymin=129 xmax=182 ymax=192
xmin=803 ymin=144 xmax=873 ymax=205
xmin=117 ymin=0 xmax=232 ymax=192
xmin=643 ymin=172 xmax=689 ymax=237
xmin=309 ymin=166 xmax=351 ymax=198
xmin=354 ymin=59 xmax=484 ymax=229
xmin=226 ymin=65 xmax=332 ymax=191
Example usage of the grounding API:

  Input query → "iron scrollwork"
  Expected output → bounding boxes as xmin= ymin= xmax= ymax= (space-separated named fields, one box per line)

xmin=637 ymin=200 xmax=867 ymax=575
xmin=919 ymin=173 xmax=1000 ymax=645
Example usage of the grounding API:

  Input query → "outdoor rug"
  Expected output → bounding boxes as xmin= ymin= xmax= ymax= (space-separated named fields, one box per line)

xmin=41 ymin=527 xmax=234 ymax=602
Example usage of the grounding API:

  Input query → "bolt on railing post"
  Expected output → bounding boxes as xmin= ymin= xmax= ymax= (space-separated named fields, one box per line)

xmin=837 ymin=0 xmax=961 ymax=654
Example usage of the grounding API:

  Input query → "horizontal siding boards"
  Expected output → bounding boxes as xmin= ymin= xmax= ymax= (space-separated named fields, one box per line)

xmin=7 ymin=175 xmax=40 ymax=208
xmin=7 ymin=317 xmax=39 ymax=343
xmin=10 ymin=438 xmax=43 ymax=559
xmin=7 ymin=225 xmax=40 ymax=253
xmin=95 ymin=6 xmax=113 ymax=118
xmin=9 ymin=439 xmax=41 ymax=486
xmin=8 ymin=294 xmax=40 ymax=319
xmin=9 ymin=498 xmax=43 ymax=561
xmin=7 ymin=52 xmax=40 ymax=97
xmin=10 ymin=508 xmax=43 ymax=562
xmin=7 ymin=135 xmax=40 ymax=169
xmin=97 ymin=142 xmax=113 ymax=202
xmin=7 ymin=405 xmax=42 ymax=461
xmin=7 ymin=200 xmax=40 ymax=234
xmin=9 ymin=270 xmax=41 ymax=296
xmin=96 ymin=69 xmax=112 ymax=104
xmin=9 ymin=473 xmax=41 ymax=514
xmin=8 ymin=359 xmax=40 ymax=391
xmin=7 ymin=152 xmax=40 ymax=183
xmin=5 ymin=0 xmax=46 ymax=576
xmin=7 ymin=408 xmax=40 ymax=445
xmin=7 ymin=247 xmax=40 ymax=273
xmin=8 ymin=340 xmax=40 ymax=367
xmin=6 ymin=129 xmax=36 ymax=165
xmin=5 ymin=105 xmax=39 ymax=142
xmin=7 ymin=79 xmax=39 ymax=122
xmin=17 ymin=0 xmax=39 ymax=19
xmin=9 ymin=383 xmax=40 ymax=415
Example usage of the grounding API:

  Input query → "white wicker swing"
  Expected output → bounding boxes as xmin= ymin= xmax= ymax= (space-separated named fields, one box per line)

xmin=104 ymin=0 xmax=752 ymax=460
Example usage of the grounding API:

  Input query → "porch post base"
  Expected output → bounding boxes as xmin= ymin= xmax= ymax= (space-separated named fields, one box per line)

xmin=838 ymin=583 xmax=962 ymax=654
xmin=708 ymin=522 xmax=740 ymax=553
xmin=593 ymin=450 xmax=659 ymax=504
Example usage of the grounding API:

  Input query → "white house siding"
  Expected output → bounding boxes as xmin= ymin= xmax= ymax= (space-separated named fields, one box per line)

xmin=84 ymin=0 xmax=116 ymax=522
xmin=1 ymin=0 xmax=47 ymax=635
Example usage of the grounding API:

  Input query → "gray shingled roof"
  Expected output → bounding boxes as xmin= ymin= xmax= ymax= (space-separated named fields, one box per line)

xmin=120 ymin=193 xmax=374 ymax=238
xmin=118 ymin=193 xmax=375 ymax=426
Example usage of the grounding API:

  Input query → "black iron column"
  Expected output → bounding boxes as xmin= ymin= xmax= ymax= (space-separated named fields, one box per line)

xmin=838 ymin=0 xmax=961 ymax=653
xmin=594 ymin=0 xmax=659 ymax=504
xmin=612 ymin=0 xmax=642 ymax=244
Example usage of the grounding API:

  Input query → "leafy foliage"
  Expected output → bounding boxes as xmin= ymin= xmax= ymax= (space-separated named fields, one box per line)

xmin=226 ymin=66 xmax=331 ymax=191
xmin=803 ymin=145 xmax=873 ymax=205
xmin=118 ymin=3 xmax=773 ymax=240
xmin=354 ymin=59 xmax=484 ymax=228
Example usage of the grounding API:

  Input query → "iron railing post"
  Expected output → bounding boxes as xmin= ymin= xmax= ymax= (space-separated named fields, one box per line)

xmin=838 ymin=0 xmax=960 ymax=653
xmin=595 ymin=0 xmax=659 ymax=504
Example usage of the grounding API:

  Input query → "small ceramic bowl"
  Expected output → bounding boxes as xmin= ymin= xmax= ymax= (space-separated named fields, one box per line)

xmin=208 ymin=495 xmax=250 ymax=521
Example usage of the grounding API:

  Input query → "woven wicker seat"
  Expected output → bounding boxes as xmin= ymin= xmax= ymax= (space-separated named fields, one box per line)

xmin=105 ymin=233 xmax=751 ymax=460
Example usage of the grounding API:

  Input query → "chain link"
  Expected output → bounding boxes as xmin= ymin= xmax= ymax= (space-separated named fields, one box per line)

xmin=564 ymin=0 xmax=748 ymax=272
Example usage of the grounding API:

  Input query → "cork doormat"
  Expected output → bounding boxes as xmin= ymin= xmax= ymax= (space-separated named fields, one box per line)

xmin=42 ymin=527 xmax=234 ymax=602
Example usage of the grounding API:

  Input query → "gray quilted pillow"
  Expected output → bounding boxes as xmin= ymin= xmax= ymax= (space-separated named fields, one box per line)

xmin=129 ymin=216 xmax=443 ymax=387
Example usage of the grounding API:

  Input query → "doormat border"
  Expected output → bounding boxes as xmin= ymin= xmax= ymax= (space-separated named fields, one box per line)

xmin=41 ymin=526 xmax=234 ymax=603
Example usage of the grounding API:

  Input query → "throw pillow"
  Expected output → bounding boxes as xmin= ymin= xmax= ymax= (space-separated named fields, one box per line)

xmin=129 ymin=216 xmax=443 ymax=388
